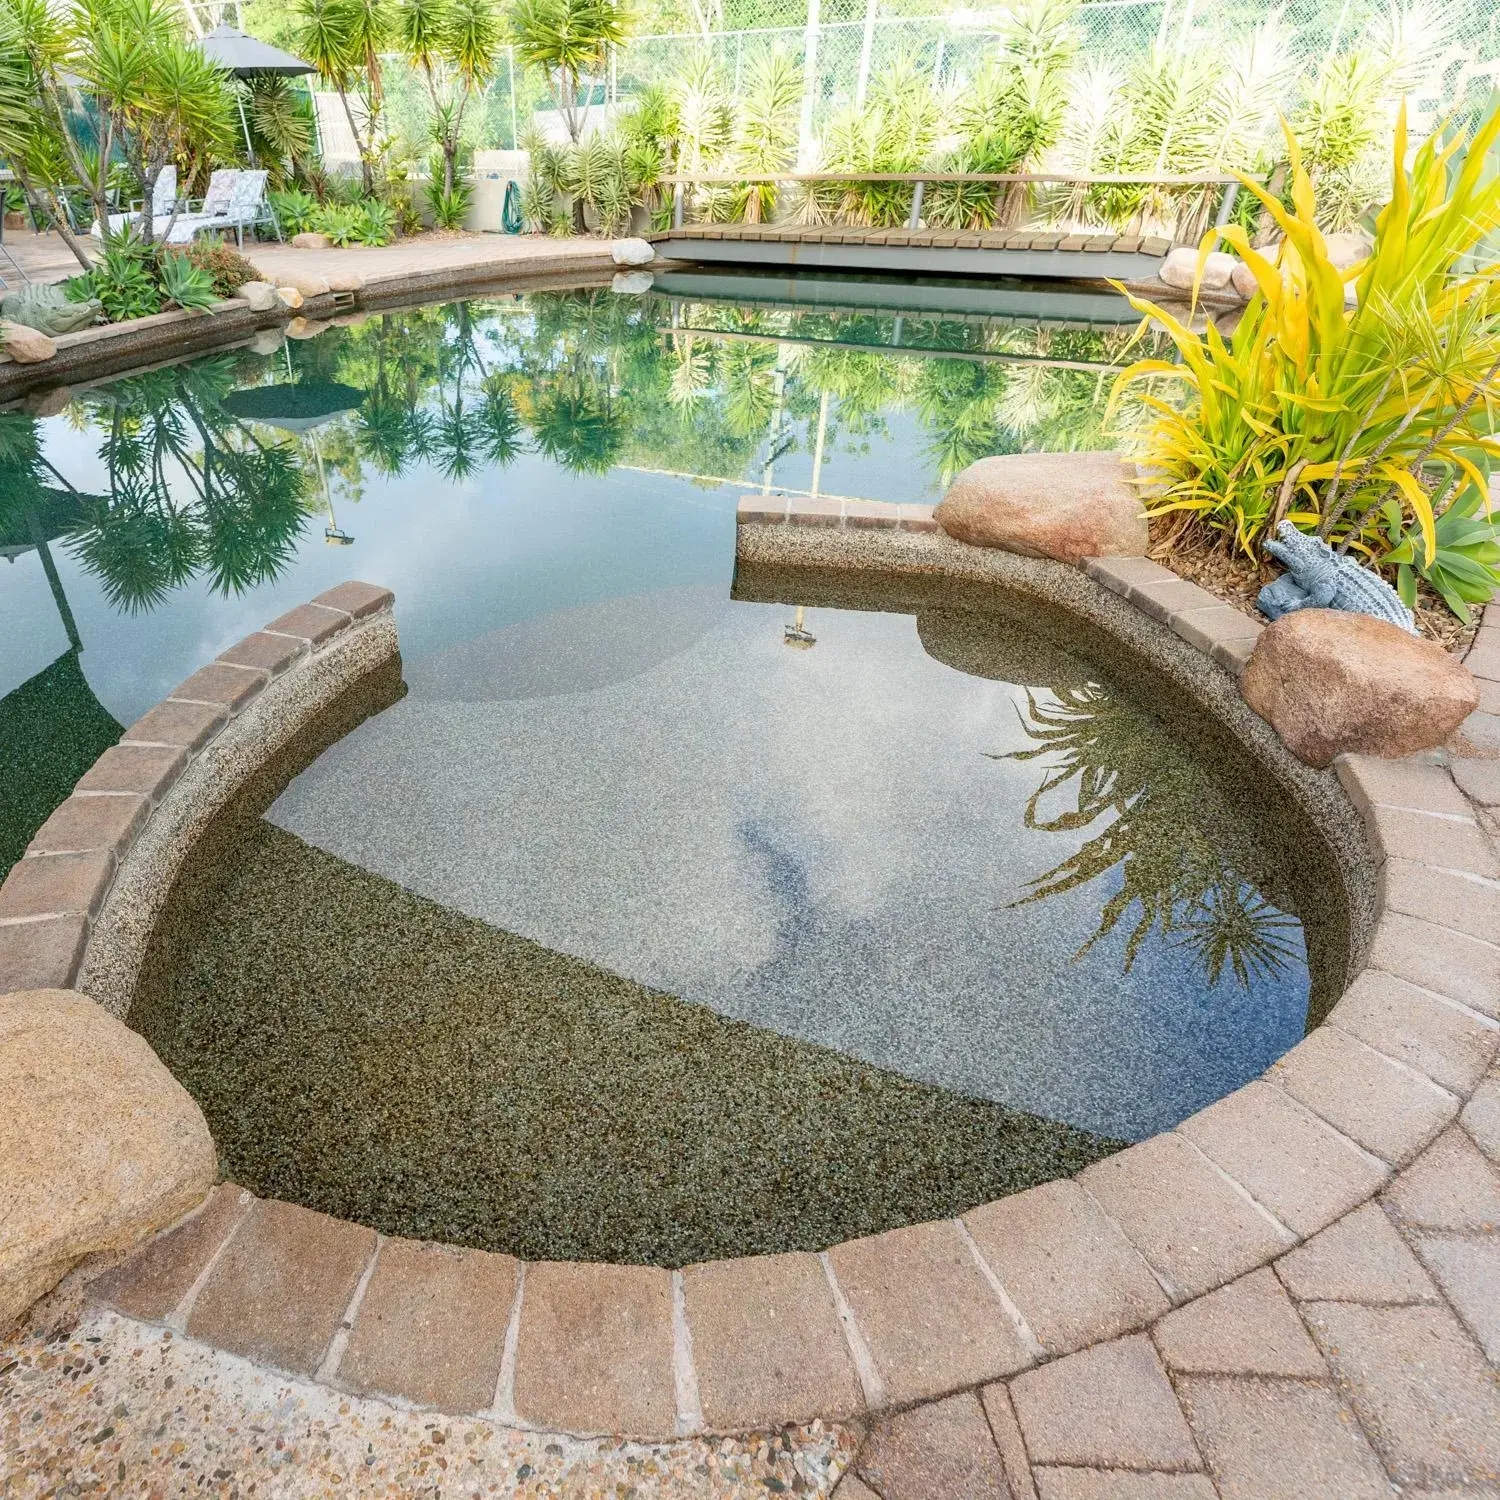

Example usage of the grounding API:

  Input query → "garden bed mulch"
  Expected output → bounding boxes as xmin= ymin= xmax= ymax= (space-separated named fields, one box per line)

xmin=1147 ymin=523 xmax=1479 ymax=655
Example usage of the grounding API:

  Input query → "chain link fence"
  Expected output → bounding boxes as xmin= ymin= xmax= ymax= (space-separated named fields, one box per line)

xmin=307 ymin=0 xmax=1500 ymax=161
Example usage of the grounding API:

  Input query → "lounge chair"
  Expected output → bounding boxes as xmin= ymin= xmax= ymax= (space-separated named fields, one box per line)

xmin=90 ymin=166 xmax=177 ymax=240
xmin=165 ymin=169 xmax=275 ymax=248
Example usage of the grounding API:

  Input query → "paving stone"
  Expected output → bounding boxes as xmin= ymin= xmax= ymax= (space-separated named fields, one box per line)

xmin=1009 ymin=1335 xmax=1201 ymax=1471
xmin=217 ymin=630 xmax=308 ymax=677
xmin=339 ymin=1237 xmax=517 ymax=1415
xmin=1335 ymin=754 xmax=1476 ymax=819
xmin=1379 ymin=858 xmax=1500 ymax=946
xmin=1269 ymin=1025 xmax=1457 ymax=1166
xmin=88 ymin=1184 xmax=251 ymax=1322
xmin=898 ymin=503 xmax=939 ymax=533
xmin=1451 ymin=756 xmax=1500 ymax=807
xmin=264 ymin=601 xmax=352 ymax=645
xmin=1368 ymin=911 xmax=1500 ymax=1019
xmin=1130 ymin=578 xmax=1221 ymax=624
xmin=737 ymin=495 xmax=786 ymax=524
xmin=314 ymin=580 xmax=395 ymax=618
xmin=683 ymin=1251 xmax=863 ymax=1431
xmin=1171 ymin=604 xmax=1263 ymax=658
xmin=963 ymin=1180 xmax=1169 ymax=1354
xmin=1177 ymin=1081 xmax=1389 ymax=1238
xmin=513 ymin=1259 xmax=674 ymax=1436
xmin=826 ymin=1219 xmax=1032 ymax=1405
xmin=26 ymin=793 xmax=149 ymax=858
xmin=857 ymin=1392 xmax=1013 ymax=1500
xmin=980 ymin=1383 xmax=1038 ymax=1500
xmin=1411 ymin=1233 xmax=1500 ymax=1362
xmin=123 ymin=698 xmax=228 ymax=752
xmin=186 ymin=1198 xmax=377 ymax=1375
xmin=1304 ymin=1300 xmax=1500 ymax=1488
xmin=1079 ymin=1132 xmax=1294 ymax=1301
xmin=1033 ymin=1471 xmax=1218 ymax=1500
xmin=1177 ymin=1375 xmax=1391 ymax=1500
xmin=1081 ymin=555 xmax=1178 ymax=597
xmin=1153 ymin=1268 xmax=1325 ymax=1376
xmin=1383 ymin=1126 xmax=1500 ymax=1231
xmin=75 ymin=742 xmax=189 ymax=800
xmin=1364 ymin=805 xmax=1499 ymax=877
xmin=0 ymin=850 xmax=114 ymax=921
xmin=0 ymin=914 xmax=88 ymax=992
xmin=1328 ymin=971 xmax=1498 ymax=1096
xmin=842 ymin=499 xmax=900 ymax=529
xmin=1463 ymin=1075 xmax=1500 ymax=1162
xmin=169 ymin=662 xmax=267 ymax=715
xmin=1274 ymin=1202 xmax=1437 ymax=1305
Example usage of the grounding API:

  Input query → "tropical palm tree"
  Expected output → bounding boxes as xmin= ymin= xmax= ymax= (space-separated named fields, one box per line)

xmin=506 ymin=0 xmax=631 ymax=145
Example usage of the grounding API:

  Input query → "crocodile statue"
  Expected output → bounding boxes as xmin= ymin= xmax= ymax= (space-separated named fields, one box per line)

xmin=1257 ymin=519 xmax=1416 ymax=632
xmin=1 ymin=281 xmax=102 ymax=336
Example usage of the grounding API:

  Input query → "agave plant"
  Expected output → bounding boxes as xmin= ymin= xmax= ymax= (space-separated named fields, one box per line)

xmin=1109 ymin=102 xmax=1500 ymax=611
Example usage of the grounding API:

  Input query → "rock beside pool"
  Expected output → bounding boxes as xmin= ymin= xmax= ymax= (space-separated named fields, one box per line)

xmin=1230 ymin=260 xmax=1261 ymax=299
xmin=277 ymin=286 xmax=305 ymax=310
xmin=1240 ymin=610 xmax=1479 ymax=768
xmin=279 ymin=270 xmax=330 ymax=298
xmin=0 ymin=990 xmax=215 ymax=1330
xmin=326 ymin=270 xmax=364 ymax=293
xmin=935 ymin=452 xmax=1147 ymax=565
xmin=1159 ymin=247 xmax=1236 ymax=292
xmin=611 ymin=238 xmax=655 ymax=266
xmin=1 ymin=320 xmax=58 ymax=364
xmin=236 ymin=280 xmax=281 ymax=313
xmin=612 ymin=270 xmax=653 ymax=295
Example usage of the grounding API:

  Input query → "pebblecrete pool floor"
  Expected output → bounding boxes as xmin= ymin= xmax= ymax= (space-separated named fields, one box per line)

xmin=130 ymin=569 xmax=1345 ymax=1266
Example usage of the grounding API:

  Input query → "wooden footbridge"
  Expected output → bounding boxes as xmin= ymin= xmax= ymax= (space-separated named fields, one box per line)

xmin=647 ymin=172 xmax=1240 ymax=283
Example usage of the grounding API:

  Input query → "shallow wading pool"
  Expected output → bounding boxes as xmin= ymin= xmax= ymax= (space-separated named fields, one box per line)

xmin=0 ymin=275 xmax=1348 ymax=1265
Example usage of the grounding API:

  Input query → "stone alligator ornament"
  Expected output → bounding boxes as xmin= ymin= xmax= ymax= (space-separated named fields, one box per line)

xmin=1257 ymin=519 xmax=1417 ymax=633
xmin=1 ymin=281 xmax=102 ymax=336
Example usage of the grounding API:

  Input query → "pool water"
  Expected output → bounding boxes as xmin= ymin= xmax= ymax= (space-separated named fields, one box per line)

xmin=1 ymin=276 xmax=1347 ymax=1265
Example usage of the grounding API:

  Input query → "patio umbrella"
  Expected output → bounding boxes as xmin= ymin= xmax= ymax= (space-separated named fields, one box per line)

xmin=195 ymin=24 xmax=316 ymax=162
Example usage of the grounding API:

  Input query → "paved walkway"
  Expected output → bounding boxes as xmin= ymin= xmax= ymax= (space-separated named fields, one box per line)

xmin=0 ymin=227 xmax=614 ymax=290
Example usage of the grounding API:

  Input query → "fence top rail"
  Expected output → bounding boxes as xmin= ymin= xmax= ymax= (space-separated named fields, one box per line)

xmin=658 ymin=171 xmax=1241 ymax=186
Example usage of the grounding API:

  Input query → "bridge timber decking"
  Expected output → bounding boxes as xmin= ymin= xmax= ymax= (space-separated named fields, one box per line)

xmin=647 ymin=224 xmax=1179 ymax=282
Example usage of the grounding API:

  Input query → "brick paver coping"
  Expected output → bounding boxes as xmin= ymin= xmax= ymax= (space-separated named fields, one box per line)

xmin=5 ymin=533 xmax=1499 ymax=1489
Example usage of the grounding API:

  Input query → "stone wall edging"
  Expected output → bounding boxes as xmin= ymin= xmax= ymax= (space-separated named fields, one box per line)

xmin=0 ymin=249 xmax=617 ymax=404
xmin=16 ymin=538 xmax=1500 ymax=1446
xmin=0 ymin=582 xmax=399 ymax=1005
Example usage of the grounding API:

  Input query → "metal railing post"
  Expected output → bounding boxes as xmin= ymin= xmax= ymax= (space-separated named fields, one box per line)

xmin=1214 ymin=181 xmax=1239 ymax=229
xmin=908 ymin=179 xmax=924 ymax=230
xmin=673 ymin=181 xmax=685 ymax=228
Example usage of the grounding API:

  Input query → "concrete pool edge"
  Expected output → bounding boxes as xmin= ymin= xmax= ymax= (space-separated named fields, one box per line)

xmin=1 ymin=553 xmax=1497 ymax=1460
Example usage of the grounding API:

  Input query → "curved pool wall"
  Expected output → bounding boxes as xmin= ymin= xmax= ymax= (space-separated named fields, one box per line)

xmin=8 ymin=532 xmax=1495 ymax=1443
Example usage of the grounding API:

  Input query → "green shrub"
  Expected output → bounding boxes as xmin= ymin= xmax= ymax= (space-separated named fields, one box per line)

xmin=352 ymin=198 xmax=395 ymax=246
xmin=157 ymin=252 xmax=219 ymax=311
xmin=311 ymin=202 xmax=361 ymax=246
xmin=67 ymin=242 xmax=162 ymax=321
xmin=426 ymin=178 xmax=473 ymax=231
xmin=268 ymin=186 xmax=318 ymax=236
xmin=178 ymin=237 xmax=263 ymax=297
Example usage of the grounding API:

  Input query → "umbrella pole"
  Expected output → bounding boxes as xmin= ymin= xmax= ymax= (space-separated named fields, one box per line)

xmin=237 ymin=88 xmax=256 ymax=164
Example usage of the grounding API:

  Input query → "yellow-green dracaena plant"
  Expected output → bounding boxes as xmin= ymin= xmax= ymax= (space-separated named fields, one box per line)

xmin=1106 ymin=103 xmax=1500 ymax=567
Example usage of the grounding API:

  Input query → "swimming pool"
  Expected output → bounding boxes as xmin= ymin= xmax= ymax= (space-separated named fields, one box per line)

xmin=0 ymin=275 xmax=1347 ymax=1264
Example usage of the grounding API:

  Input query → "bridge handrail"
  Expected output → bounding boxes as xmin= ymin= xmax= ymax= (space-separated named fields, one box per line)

xmin=656 ymin=171 xmax=1241 ymax=185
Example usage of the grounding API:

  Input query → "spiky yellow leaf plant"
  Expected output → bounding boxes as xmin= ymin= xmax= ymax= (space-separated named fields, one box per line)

xmin=1108 ymin=102 xmax=1500 ymax=583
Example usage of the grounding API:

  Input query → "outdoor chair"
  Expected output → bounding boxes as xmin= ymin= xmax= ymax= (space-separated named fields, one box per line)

xmin=164 ymin=169 xmax=276 ymax=247
xmin=91 ymin=166 xmax=176 ymax=240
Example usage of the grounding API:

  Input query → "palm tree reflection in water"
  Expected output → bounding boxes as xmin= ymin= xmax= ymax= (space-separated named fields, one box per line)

xmin=996 ymin=682 xmax=1304 ymax=991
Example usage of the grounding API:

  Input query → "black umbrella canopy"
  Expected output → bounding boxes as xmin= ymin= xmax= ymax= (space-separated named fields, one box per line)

xmin=196 ymin=23 xmax=315 ymax=77
xmin=222 ymin=381 xmax=366 ymax=432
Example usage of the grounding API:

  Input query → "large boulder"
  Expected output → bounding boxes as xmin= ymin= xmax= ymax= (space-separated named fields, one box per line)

xmin=326 ymin=270 xmax=364 ymax=292
xmin=1324 ymin=229 xmax=1372 ymax=269
xmin=278 ymin=270 xmax=330 ymax=298
xmin=611 ymin=237 xmax=655 ymax=266
xmin=935 ymin=452 xmax=1148 ymax=566
xmin=0 ymin=990 xmax=215 ymax=1329
xmin=1240 ymin=610 xmax=1479 ymax=768
xmin=1 ymin=320 xmax=58 ymax=364
xmin=1159 ymin=247 xmax=1236 ymax=292
xmin=1230 ymin=259 xmax=1260 ymax=300
xmin=290 ymin=231 xmax=332 ymax=250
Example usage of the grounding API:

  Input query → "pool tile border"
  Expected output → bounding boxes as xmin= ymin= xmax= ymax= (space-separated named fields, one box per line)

xmin=0 ymin=581 xmax=392 ymax=995
xmin=6 ymin=532 xmax=1498 ymax=1455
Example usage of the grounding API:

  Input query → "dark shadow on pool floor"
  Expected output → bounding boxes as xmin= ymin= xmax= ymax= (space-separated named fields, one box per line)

xmin=133 ymin=769 xmax=1126 ymax=1266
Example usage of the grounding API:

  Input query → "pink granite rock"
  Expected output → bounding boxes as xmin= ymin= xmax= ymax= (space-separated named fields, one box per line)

xmin=935 ymin=452 xmax=1147 ymax=566
xmin=1240 ymin=610 xmax=1478 ymax=767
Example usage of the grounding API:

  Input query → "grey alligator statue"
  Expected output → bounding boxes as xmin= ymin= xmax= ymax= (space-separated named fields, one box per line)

xmin=2 ymin=282 xmax=102 ymax=336
xmin=1257 ymin=519 xmax=1416 ymax=632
